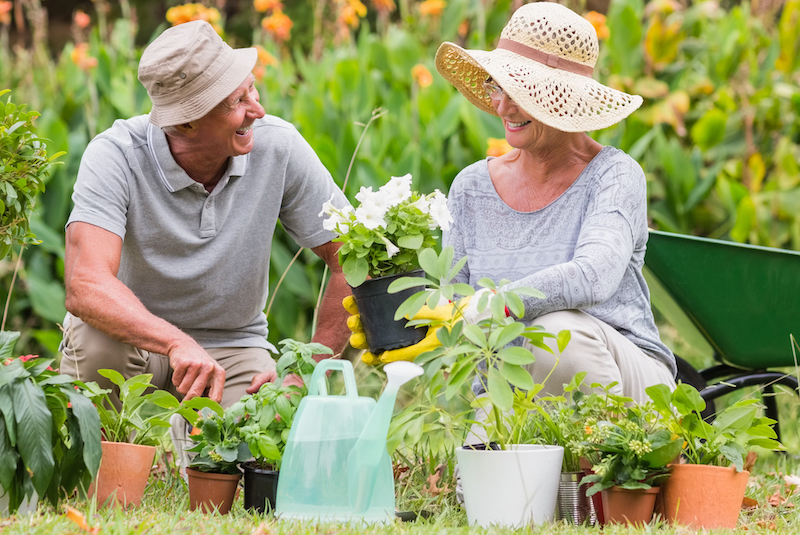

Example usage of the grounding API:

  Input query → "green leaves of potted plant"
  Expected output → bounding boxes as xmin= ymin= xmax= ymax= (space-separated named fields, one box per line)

xmin=185 ymin=403 xmax=250 ymax=514
xmin=82 ymin=369 xmax=208 ymax=508
xmin=234 ymin=339 xmax=324 ymax=513
xmin=0 ymin=350 xmax=101 ymax=516
xmin=646 ymin=382 xmax=784 ymax=529
xmin=320 ymin=174 xmax=453 ymax=354
xmin=577 ymin=394 xmax=683 ymax=526
xmin=394 ymin=247 xmax=570 ymax=527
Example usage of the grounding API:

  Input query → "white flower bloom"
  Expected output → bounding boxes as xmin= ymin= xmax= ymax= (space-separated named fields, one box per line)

xmin=318 ymin=194 xmax=338 ymax=218
xmin=355 ymin=203 xmax=387 ymax=230
xmin=323 ymin=211 xmax=350 ymax=235
xmin=379 ymin=174 xmax=413 ymax=207
xmin=427 ymin=189 xmax=453 ymax=231
xmin=785 ymin=474 xmax=800 ymax=487
xmin=381 ymin=236 xmax=400 ymax=258
xmin=356 ymin=185 xmax=393 ymax=213
xmin=409 ymin=196 xmax=430 ymax=214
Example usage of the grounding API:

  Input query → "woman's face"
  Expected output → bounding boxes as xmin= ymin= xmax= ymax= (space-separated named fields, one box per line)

xmin=486 ymin=78 xmax=550 ymax=150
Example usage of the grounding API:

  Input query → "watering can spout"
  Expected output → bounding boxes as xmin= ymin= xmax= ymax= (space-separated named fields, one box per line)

xmin=347 ymin=361 xmax=423 ymax=513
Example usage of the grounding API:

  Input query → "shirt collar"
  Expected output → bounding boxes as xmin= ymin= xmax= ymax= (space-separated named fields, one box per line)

xmin=147 ymin=122 xmax=247 ymax=193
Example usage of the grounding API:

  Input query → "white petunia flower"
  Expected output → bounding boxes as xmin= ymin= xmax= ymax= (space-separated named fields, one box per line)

xmin=323 ymin=211 xmax=351 ymax=235
xmin=356 ymin=185 xmax=393 ymax=213
xmin=355 ymin=202 xmax=387 ymax=230
xmin=318 ymin=194 xmax=338 ymax=218
xmin=381 ymin=236 xmax=400 ymax=258
xmin=409 ymin=195 xmax=430 ymax=214
xmin=379 ymin=174 xmax=413 ymax=207
xmin=427 ymin=189 xmax=453 ymax=231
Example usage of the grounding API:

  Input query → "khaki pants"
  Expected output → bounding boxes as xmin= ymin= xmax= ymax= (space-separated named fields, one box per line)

xmin=59 ymin=313 xmax=274 ymax=409
xmin=523 ymin=309 xmax=676 ymax=402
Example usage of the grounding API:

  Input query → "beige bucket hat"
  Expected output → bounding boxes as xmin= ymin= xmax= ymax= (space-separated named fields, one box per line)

xmin=138 ymin=20 xmax=257 ymax=128
xmin=435 ymin=2 xmax=642 ymax=132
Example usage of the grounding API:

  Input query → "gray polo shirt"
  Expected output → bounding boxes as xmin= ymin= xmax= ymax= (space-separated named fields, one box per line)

xmin=68 ymin=114 xmax=349 ymax=350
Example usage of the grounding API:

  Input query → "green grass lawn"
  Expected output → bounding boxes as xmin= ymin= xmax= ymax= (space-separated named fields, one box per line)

xmin=1 ymin=446 xmax=799 ymax=534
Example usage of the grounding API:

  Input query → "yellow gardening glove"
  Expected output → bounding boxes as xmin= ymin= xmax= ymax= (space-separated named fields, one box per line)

xmin=343 ymin=295 xmax=455 ymax=365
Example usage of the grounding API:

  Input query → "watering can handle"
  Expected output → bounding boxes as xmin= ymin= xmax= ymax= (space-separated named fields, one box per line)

xmin=307 ymin=359 xmax=358 ymax=397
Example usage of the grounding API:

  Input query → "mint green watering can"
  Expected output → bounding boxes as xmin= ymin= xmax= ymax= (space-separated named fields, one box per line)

xmin=275 ymin=359 xmax=422 ymax=523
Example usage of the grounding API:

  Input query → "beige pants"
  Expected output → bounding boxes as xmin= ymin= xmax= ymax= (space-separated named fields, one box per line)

xmin=464 ymin=309 xmax=676 ymax=445
xmin=524 ymin=309 xmax=676 ymax=402
xmin=59 ymin=313 xmax=274 ymax=409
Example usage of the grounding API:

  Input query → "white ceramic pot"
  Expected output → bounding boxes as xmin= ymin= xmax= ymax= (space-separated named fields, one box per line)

xmin=456 ymin=444 xmax=564 ymax=528
xmin=0 ymin=488 xmax=38 ymax=516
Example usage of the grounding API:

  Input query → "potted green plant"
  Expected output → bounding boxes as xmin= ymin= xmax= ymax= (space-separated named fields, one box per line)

xmin=319 ymin=174 xmax=453 ymax=354
xmin=577 ymin=394 xmax=683 ymax=526
xmin=0 ymin=348 xmax=101 ymax=516
xmin=391 ymin=246 xmax=570 ymax=527
xmin=234 ymin=339 xmax=325 ymax=513
xmin=646 ymin=382 xmax=784 ymax=529
xmin=82 ymin=369 xmax=209 ymax=508
xmin=185 ymin=403 xmax=250 ymax=514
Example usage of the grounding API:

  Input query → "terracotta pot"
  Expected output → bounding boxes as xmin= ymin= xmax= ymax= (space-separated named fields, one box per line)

xmin=90 ymin=441 xmax=156 ymax=508
xmin=660 ymin=463 xmax=749 ymax=529
xmin=601 ymin=486 xmax=659 ymax=526
xmin=186 ymin=467 xmax=242 ymax=514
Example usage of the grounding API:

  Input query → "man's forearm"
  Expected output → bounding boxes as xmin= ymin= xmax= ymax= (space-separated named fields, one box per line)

xmin=310 ymin=269 xmax=351 ymax=357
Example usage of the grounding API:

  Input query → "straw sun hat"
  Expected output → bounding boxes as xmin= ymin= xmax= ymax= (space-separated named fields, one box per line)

xmin=138 ymin=20 xmax=257 ymax=128
xmin=435 ymin=2 xmax=642 ymax=132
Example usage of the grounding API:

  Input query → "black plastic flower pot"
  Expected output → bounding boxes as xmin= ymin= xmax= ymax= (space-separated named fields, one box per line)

xmin=350 ymin=270 xmax=426 ymax=355
xmin=242 ymin=462 xmax=279 ymax=514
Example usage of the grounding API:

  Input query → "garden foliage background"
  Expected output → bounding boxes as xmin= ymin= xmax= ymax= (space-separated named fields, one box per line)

xmin=1 ymin=0 xmax=800 ymax=359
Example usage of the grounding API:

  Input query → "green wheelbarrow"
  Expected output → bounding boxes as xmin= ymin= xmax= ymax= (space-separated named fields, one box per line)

xmin=644 ymin=229 xmax=800 ymax=439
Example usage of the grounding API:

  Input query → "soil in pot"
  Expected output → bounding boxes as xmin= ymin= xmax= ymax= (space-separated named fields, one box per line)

xmin=350 ymin=270 xmax=426 ymax=354
xmin=601 ymin=486 xmax=659 ymax=526
xmin=660 ymin=463 xmax=749 ymax=529
xmin=186 ymin=467 xmax=242 ymax=514
xmin=242 ymin=462 xmax=279 ymax=514
xmin=90 ymin=441 xmax=156 ymax=508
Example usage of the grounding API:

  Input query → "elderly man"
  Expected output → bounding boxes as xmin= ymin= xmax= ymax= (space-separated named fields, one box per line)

xmin=60 ymin=20 xmax=351 ymax=409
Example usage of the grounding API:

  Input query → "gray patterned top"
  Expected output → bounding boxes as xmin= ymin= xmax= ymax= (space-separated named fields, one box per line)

xmin=443 ymin=146 xmax=676 ymax=377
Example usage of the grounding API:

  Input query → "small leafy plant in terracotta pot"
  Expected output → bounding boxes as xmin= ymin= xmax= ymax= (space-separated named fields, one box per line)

xmin=234 ymin=339 xmax=324 ymax=514
xmin=82 ymin=370 xmax=207 ymax=508
xmin=186 ymin=402 xmax=250 ymax=514
xmin=647 ymin=382 xmax=784 ymax=529
xmin=577 ymin=393 xmax=682 ymax=527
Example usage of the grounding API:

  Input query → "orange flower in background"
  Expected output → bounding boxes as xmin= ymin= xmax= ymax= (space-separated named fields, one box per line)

xmin=70 ymin=42 xmax=98 ymax=71
xmin=584 ymin=11 xmax=609 ymax=40
xmin=166 ymin=3 xmax=223 ymax=33
xmin=419 ymin=0 xmax=446 ymax=17
xmin=458 ymin=19 xmax=469 ymax=38
xmin=261 ymin=9 xmax=293 ymax=42
xmin=253 ymin=44 xmax=277 ymax=80
xmin=370 ymin=0 xmax=395 ymax=14
xmin=346 ymin=0 xmax=368 ymax=17
xmin=0 ymin=1 xmax=12 ymax=25
xmin=411 ymin=64 xmax=433 ymax=88
xmin=486 ymin=137 xmax=513 ymax=157
xmin=74 ymin=10 xmax=91 ymax=28
xmin=253 ymin=0 xmax=282 ymax=13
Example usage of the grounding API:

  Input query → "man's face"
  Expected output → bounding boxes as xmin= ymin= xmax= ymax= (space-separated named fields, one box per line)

xmin=191 ymin=74 xmax=265 ymax=158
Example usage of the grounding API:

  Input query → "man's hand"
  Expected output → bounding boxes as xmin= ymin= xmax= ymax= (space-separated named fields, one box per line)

xmin=168 ymin=342 xmax=226 ymax=402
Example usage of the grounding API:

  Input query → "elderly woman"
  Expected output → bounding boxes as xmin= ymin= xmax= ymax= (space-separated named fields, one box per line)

xmin=433 ymin=2 xmax=676 ymax=402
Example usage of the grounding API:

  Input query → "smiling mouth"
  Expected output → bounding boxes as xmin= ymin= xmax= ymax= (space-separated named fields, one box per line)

xmin=507 ymin=120 xmax=531 ymax=128
xmin=236 ymin=125 xmax=252 ymax=136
